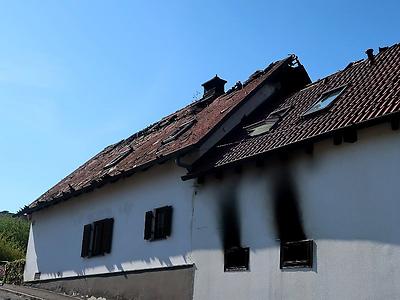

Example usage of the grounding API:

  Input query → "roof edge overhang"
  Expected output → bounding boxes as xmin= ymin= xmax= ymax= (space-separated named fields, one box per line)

xmin=17 ymin=145 xmax=196 ymax=216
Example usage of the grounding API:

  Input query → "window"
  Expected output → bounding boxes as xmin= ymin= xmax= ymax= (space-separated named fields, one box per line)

xmin=81 ymin=218 xmax=114 ymax=258
xmin=303 ymin=86 xmax=346 ymax=116
xmin=244 ymin=106 xmax=291 ymax=137
xmin=280 ymin=240 xmax=313 ymax=269
xmin=144 ymin=206 xmax=173 ymax=241
xmin=224 ymin=246 xmax=249 ymax=272
xmin=34 ymin=272 xmax=41 ymax=280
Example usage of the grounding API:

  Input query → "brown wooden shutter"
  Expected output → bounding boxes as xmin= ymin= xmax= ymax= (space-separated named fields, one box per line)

xmin=163 ymin=206 xmax=173 ymax=237
xmin=92 ymin=220 xmax=104 ymax=256
xmin=102 ymin=218 xmax=114 ymax=254
xmin=81 ymin=224 xmax=92 ymax=257
xmin=144 ymin=211 xmax=154 ymax=240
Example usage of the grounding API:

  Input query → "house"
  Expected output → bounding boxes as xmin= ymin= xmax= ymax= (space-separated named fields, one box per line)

xmin=19 ymin=56 xmax=310 ymax=299
xmin=183 ymin=44 xmax=400 ymax=299
xmin=20 ymin=43 xmax=400 ymax=299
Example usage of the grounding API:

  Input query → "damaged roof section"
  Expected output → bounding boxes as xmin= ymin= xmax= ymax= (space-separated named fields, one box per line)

xmin=186 ymin=43 xmax=400 ymax=179
xmin=21 ymin=55 xmax=306 ymax=215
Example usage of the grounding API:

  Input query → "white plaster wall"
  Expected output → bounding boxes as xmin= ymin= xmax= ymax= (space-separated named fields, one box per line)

xmin=24 ymin=161 xmax=195 ymax=281
xmin=192 ymin=123 xmax=400 ymax=300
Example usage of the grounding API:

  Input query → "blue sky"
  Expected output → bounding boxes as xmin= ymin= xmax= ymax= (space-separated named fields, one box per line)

xmin=0 ymin=0 xmax=398 ymax=213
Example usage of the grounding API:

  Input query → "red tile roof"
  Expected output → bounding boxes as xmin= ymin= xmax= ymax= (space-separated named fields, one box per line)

xmin=186 ymin=43 xmax=400 ymax=178
xmin=21 ymin=56 xmax=297 ymax=214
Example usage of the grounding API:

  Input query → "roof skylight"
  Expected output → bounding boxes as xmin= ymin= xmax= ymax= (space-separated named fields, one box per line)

xmin=104 ymin=146 xmax=133 ymax=169
xmin=244 ymin=106 xmax=291 ymax=137
xmin=162 ymin=119 xmax=197 ymax=144
xmin=303 ymin=86 xmax=346 ymax=116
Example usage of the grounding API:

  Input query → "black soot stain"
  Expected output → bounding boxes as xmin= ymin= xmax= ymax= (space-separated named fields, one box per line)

xmin=272 ymin=170 xmax=306 ymax=242
xmin=218 ymin=188 xmax=241 ymax=249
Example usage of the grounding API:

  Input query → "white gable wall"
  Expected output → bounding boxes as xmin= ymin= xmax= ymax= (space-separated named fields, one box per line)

xmin=24 ymin=161 xmax=195 ymax=281
xmin=191 ymin=123 xmax=400 ymax=300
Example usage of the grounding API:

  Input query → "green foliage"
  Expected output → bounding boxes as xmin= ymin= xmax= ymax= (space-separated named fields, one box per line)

xmin=4 ymin=259 xmax=26 ymax=285
xmin=0 ymin=235 xmax=25 ymax=262
xmin=0 ymin=215 xmax=30 ymax=250
xmin=0 ymin=215 xmax=30 ymax=262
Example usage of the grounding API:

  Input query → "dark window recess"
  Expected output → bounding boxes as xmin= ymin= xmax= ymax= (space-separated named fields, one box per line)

xmin=34 ymin=272 xmax=41 ymax=280
xmin=280 ymin=240 xmax=313 ymax=269
xmin=144 ymin=206 xmax=173 ymax=241
xmin=224 ymin=247 xmax=249 ymax=272
xmin=81 ymin=218 xmax=114 ymax=258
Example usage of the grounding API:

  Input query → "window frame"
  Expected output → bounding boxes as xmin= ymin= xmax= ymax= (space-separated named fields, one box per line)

xmin=224 ymin=246 xmax=250 ymax=272
xmin=280 ymin=239 xmax=314 ymax=269
xmin=244 ymin=106 xmax=292 ymax=137
xmin=302 ymin=85 xmax=347 ymax=117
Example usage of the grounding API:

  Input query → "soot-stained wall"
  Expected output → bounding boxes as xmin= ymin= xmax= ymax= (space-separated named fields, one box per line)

xmin=272 ymin=168 xmax=306 ymax=242
xmin=191 ymin=124 xmax=400 ymax=300
xmin=217 ymin=183 xmax=242 ymax=250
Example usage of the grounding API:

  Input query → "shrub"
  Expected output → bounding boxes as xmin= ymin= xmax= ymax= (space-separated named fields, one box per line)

xmin=0 ymin=235 xmax=25 ymax=262
xmin=4 ymin=259 xmax=25 ymax=285
xmin=0 ymin=215 xmax=30 ymax=250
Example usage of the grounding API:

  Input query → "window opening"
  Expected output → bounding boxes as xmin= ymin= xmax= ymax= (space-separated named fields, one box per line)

xmin=224 ymin=246 xmax=249 ymax=272
xmin=280 ymin=239 xmax=313 ymax=269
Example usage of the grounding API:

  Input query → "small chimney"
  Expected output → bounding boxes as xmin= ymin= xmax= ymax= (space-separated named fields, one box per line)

xmin=201 ymin=75 xmax=227 ymax=99
xmin=365 ymin=48 xmax=375 ymax=64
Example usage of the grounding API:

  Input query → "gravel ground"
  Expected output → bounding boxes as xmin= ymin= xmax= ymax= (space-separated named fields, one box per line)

xmin=0 ymin=289 xmax=29 ymax=300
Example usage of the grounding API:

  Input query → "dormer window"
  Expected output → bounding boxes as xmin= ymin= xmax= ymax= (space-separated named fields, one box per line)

xmin=244 ymin=106 xmax=291 ymax=137
xmin=303 ymin=86 xmax=346 ymax=116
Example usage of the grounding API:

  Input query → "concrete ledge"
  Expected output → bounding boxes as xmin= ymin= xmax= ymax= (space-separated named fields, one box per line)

xmin=25 ymin=265 xmax=195 ymax=300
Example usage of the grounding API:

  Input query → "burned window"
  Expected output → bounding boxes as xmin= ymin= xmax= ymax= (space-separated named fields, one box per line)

xmin=303 ymin=86 xmax=346 ymax=116
xmin=81 ymin=218 xmax=114 ymax=258
xmin=244 ymin=106 xmax=291 ymax=137
xmin=144 ymin=206 xmax=173 ymax=241
xmin=280 ymin=240 xmax=313 ymax=269
xmin=224 ymin=246 xmax=249 ymax=272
